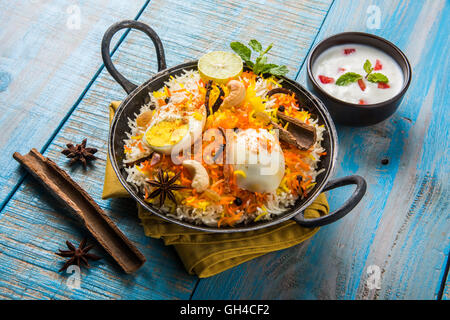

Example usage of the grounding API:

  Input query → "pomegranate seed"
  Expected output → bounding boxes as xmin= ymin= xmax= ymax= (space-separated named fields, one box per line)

xmin=344 ymin=48 xmax=356 ymax=55
xmin=318 ymin=75 xmax=334 ymax=84
xmin=359 ymin=99 xmax=366 ymax=105
xmin=358 ymin=79 xmax=366 ymax=91
xmin=338 ymin=67 xmax=346 ymax=72
xmin=374 ymin=59 xmax=383 ymax=70
xmin=378 ymin=82 xmax=390 ymax=89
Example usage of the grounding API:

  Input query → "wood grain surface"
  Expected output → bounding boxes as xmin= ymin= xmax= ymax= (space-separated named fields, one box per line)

xmin=0 ymin=0 xmax=447 ymax=300
xmin=192 ymin=0 xmax=449 ymax=300
xmin=0 ymin=0 xmax=334 ymax=299
xmin=0 ymin=0 xmax=147 ymax=210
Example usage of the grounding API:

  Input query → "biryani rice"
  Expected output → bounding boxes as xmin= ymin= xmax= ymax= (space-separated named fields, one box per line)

xmin=122 ymin=69 xmax=326 ymax=227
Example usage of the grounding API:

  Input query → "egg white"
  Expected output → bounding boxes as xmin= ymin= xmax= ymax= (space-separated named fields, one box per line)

xmin=229 ymin=129 xmax=285 ymax=193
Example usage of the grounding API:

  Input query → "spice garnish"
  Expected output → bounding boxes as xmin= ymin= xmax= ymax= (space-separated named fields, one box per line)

xmin=145 ymin=168 xmax=187 ymax=206
xmin=61 ymin=138 xmax=97 ymax=167
xmin=211 ymin=85 xmax=225 ymax=113
xmin=204 ymin=80 xmax=213 ymax=117
xmin=205 ymin=80 xmax=225 ymax=117
xmin=56 ymin=238 xmax=101 ymax=272
xmin=272 ymin=111 xmax=316 ymax=151
xmin=233 ymin=197 xmax=243 ymax=206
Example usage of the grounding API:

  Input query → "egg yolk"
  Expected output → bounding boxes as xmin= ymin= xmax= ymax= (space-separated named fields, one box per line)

xmin=145 ymin=119 xmax=189 ymax=147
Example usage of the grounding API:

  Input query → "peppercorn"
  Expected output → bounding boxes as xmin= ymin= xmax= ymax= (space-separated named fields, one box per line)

xmin=233 ymin=197 xmax=243 ymax=206
xmin=278 ymin=105 xmax=285 ymax=112
xmin=164 ymin=97 xmax=170 ymax=104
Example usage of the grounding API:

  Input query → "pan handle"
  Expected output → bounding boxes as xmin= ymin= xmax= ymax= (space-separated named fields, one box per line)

xmin=101 ymin=20 xmax=167 ymax=94
xmin=292 ymin=175 xmax=367 ymax=228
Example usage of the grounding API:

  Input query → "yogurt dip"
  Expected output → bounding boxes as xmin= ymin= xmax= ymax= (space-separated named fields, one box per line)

xmin=312 ymin=44 xmax=404 ymax=105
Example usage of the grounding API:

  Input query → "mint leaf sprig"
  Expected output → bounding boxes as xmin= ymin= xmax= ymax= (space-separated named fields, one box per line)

xmin=336 ymin=59 xmax=389 ymax=86
xmin=335 ymin=72 xmax=362 ymax=86
xmin=363 ymin=59 xmax=373 ymax=75
xmin=230 ymin=40 xmax=288 ymax=77
xmin=363 ymin=59 xmax=389 ymax=83
xmin=367 ymin=72 xmax=389 ymax=83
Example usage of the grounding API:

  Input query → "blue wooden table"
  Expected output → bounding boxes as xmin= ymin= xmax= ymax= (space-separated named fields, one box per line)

xmin=0 ymin=0 xmax=448 ymax=300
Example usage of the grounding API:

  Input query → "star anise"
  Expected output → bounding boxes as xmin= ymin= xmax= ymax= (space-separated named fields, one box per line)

xmin=61 ymin=138 xmax=97 ymax=167
xmin=56 ymin=238 xmax=101 ymax=272
xmin=145 ymin=168 xmax=186 ymax=206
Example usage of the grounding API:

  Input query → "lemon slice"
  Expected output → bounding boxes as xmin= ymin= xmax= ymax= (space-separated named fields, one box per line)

xmin=198 ymin=51 xmax=243 ymax=84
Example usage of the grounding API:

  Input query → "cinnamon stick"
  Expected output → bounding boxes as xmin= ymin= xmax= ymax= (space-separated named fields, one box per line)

xmin=274 ymin=111 xmax=316 ymax=150
xmin=13 ymin=149 xmax=146 ymax=273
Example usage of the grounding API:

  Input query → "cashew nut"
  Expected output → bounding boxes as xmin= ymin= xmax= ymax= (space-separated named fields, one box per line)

xmin=253 ymin=111 xmax=271 ymax=125
xmin=222 ymin=80 xmax=246 ymax=108
xmin=182 ymin=160 xmax=209 ymax=193
xmin=136 ymin=110 xmax=154 ymax=128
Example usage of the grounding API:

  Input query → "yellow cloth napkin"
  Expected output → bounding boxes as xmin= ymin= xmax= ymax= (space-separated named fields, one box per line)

xmin=103 ymin=101 xmax=329 ymax=278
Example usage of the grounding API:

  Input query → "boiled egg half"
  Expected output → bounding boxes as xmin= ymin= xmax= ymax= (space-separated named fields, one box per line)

xmin=229 ymin=128 xmax=285 ymax=193
xmin=142 ymin=105 xmax=206 ymax=155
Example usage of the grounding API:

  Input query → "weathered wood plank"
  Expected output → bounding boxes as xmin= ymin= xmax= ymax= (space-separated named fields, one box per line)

xmin=192 ymin=0 xmax=449 ymax=300
xmin=0 ymin=0 xmax=198 ymax=300
xmin=0 ymin=0 xmax=147 ymax=209
xmin=0 ymin=0 xmax=333 ymax=299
